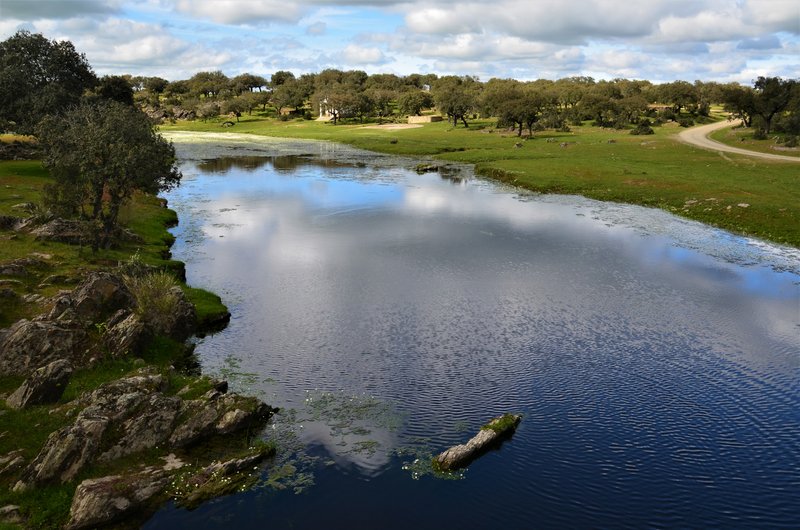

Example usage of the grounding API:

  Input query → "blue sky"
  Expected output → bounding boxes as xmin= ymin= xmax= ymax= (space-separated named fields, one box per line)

xmin=0 ymin=0 xmax=797 ymax=83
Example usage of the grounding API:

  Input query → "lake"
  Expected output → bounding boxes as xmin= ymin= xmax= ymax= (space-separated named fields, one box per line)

xmin=146 ymin=133 xmax=799 ymax=529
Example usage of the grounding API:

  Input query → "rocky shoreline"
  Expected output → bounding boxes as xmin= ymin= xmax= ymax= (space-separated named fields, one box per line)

xmin=0 ymin=211 xmax=275 ymax=527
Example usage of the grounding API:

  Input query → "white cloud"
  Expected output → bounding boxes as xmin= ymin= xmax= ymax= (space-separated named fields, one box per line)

xmin=1 ymin=0 xmax=798 ymax=82
xmin=342 ymin=44 xmax=386 ymax=64
xmin=170 ymin=0 xmax=303 ymax=24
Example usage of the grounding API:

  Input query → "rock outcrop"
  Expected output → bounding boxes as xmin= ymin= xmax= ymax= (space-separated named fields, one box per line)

xmin=66 ymin=467 xmax=170 ymax=530
xmin=435 ymin=414 xmax=522 ymax=471
xmin=0 ymin=319 xmax=89 ymax=376
xmin=30 ymin=219 xmax=86 ymax=245
xmin=14 ymin=369 xmax=273 ymax=491
xmin=102 ymin=310 xmax=151 ymax=358
xmin=64 ymin=272 xmax=136 ymax=322
xmin=6 ymin=359 xmax=72 ymax=409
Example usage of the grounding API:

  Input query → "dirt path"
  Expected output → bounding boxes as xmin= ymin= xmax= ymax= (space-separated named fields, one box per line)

xmin=678 ymin=121 xmax=800 ymax=162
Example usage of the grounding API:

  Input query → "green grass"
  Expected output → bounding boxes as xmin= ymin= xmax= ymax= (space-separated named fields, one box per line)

xmin=0 ymin=161 xmax=228 ymax=327
xmin=182 ymin=286 xmax=229 ymax=332
xmin=162 ymin=116 xmax=800 ymax=248
xmin=709 ymin=126 xmax=800 ymax=158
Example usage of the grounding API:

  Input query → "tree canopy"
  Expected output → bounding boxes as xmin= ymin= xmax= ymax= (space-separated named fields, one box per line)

xmin=36 ymin=100 xmax=181 ymax=249
xmin=0 ymin=30 xmax=97 ymax=133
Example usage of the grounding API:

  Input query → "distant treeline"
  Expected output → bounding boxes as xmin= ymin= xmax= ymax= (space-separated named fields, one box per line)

xmin=1 ymin=30 xmax=798 ymax=137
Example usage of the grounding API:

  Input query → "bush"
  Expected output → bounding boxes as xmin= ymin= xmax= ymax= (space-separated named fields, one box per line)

xmin=752 ymin=128 xmax=767 ymax=140
xmin=678 ymin=117 xmax=694 ymax=128
xmin=124 ymin=270 xmax=182 ymax=333
xmin=630 ymin=123 xmax=654 ymax=135
xmin=783 ymin=135 xmax=798 ymax=148
xmin=658 ymin=109 xmax=676 ymax=122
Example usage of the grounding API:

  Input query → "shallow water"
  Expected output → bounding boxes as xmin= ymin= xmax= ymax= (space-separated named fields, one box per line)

xmin=146 ymin=135 xmax=799 ymax=529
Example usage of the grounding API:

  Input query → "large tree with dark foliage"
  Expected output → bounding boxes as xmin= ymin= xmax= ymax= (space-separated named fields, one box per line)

xmin=36 ymin=101 xmax=181 ymax=250
xmin=0 ymin=30 xmax=97 ymax=133
xmin=433 ymin=76 xmax=479 ymax=127
xmin=752 ymin=76 xmax=796 ymax=135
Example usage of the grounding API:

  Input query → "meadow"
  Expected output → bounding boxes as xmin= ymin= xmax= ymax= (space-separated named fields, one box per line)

xmin=161 ymin=115 xmax=800 ymax=248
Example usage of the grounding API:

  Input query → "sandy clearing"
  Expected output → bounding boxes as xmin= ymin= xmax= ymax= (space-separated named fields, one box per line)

xmin=678 ymin=121 xmax=800 ymax=163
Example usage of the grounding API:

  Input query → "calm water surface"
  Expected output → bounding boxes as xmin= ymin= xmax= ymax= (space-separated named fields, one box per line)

xmin=146 ymin=135 xmax=799 ymax=529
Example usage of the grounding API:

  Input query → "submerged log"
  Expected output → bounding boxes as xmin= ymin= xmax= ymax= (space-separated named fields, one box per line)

xmin=435 ymin=414 xmax=522 ymax=471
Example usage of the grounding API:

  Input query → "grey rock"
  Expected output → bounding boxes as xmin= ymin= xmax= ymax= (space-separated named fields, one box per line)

xmin=0 ymin=504 xmax=23 ymax=525
xmin=6 ymin=359 xmax=72 ymax=409
xmin=14 ymin=416 xmax=107 ymax=490
xmin=0 ymin=263 xmax=27 ymax=276
xmin=169 ymin=394 xmax=272 ymax=448
xmin=435 ymin=414 xmax=521 ymax=471
xmin=70 ymin=272 xmax=136 ymax=321
xmin=30 ymin=218 xmax=86 ymax=245
xmin=99 ymin=394 xmax=181 ymax=463
xmin=0 ymin=319 xmax=89 ymax=376
xmin=102 ymin=310 xmax=151 ymax=358
xmin=14 ymin=371 xmax=166 ymax=488
xmin=66 ymin=467 xmax=169 ymax=530
xmin=0 ymin=450 xmax=25 ymax=476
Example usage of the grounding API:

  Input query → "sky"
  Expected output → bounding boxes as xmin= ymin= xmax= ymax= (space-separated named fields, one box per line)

xmin=0 ymin=0 xmax=797 ymax=83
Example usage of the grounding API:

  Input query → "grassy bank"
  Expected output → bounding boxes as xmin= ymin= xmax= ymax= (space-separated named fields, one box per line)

xmin=0 ymin=160 xmax=227 ymax=327
xmin=709 ymin=126 xmax=800 ymax=158
xmin=0 ymin=160 xmax=233 ymax=527
xmin=162 ymin=115 xmax=800 ymax=248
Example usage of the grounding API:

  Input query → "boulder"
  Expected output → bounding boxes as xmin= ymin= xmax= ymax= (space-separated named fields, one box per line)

xmin=0 ymin=319 xmax=89 ymax=376
xmin=69 ymin=272 xmax=136 ymax=321
xmin=98 ymin=393 xmax=182 ymax=463
xmin=0 ymin=215 xmax=19 ymax=230
xmin=30 ymin=218 xmax=86 ymax=245
xmin=169 ymin=393 xmax=273 ymax=448
xmin=435 ymin=414 xmax=522 ymax=471
xmin=66 ymin=467 xmax=170 ymax=530
xmin=6 ymin=359 xmax=72 ymax=409
xmin=102 ymin=310 xmax=151 ymax=358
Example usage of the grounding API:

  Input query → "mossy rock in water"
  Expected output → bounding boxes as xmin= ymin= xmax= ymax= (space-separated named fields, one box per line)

xmin=434 ymin=413 xmax=522 ymax=471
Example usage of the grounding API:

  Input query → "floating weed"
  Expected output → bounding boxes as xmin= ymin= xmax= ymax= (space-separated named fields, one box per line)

xmin=301 ymin=389 xmax=403 ymax=457
xmin=254 ymin=409 xmax=319 ymax=495
xmin=214 ymin=354 xmax=260 ymax=393
xmin=396 ymin=446 xmax=465 ymax=481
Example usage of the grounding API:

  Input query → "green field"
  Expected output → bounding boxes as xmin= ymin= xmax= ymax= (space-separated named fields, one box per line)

xmin=162 ymin=115 xmax=800 ymax=248
xmin=709 ymin=126 xmax=800 ymax=158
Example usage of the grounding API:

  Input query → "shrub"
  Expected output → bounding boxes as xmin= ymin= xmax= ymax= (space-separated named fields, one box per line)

xmin=783 ymin=135 xmax=798 ymax=148
xmin=752 ymin=128 xmax=767 ymax=140
xmin=123 ymin=270 xmax=181 ymax=333
xmin=630 ymin=123 xmax=654 ymax=135
xmin=678 ymin=117 xmax=694 ymax=128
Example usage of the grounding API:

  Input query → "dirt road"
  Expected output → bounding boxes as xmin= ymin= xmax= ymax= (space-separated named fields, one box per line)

xmin=677 ymin=121 xmax=800 ymax=162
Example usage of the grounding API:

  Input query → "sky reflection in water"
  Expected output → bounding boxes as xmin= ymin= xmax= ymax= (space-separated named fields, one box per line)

xmin=151 ymin=144 xmax=800 ymax=529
